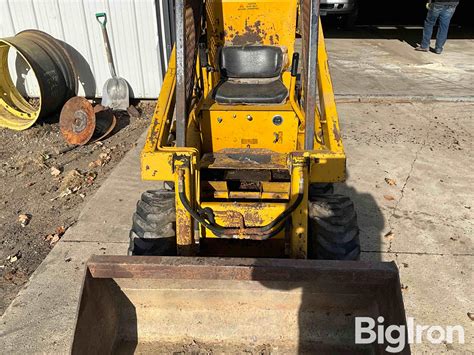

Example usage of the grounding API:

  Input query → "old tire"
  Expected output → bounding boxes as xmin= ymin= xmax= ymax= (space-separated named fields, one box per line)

xmin=128 ymin=189 xmax=176 ymax=256
xmin=309 ymin=183 xmax=334 ymax=197
xmin=308 ymin=194 xmax=360 ymax=260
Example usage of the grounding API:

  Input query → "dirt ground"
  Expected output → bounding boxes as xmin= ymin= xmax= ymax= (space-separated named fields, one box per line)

xmin=0 ymin=102 xmax=154 ymax=314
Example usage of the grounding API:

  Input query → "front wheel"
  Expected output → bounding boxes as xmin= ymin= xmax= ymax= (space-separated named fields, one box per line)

xmin=128 ymin=189 xmax=177 ymax=255
xmin=308 ymin=194 xmax=361 ymax=260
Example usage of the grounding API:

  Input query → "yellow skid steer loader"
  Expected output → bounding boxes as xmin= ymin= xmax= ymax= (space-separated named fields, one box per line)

xmin=73 ymin=0 xmax=408 ymax=353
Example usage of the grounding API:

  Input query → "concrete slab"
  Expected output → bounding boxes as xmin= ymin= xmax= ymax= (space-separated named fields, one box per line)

xmin=387 ymin=147 xmax=473 ymax=254
xmin=338 ymin=101 xmax=473 ymax=352
xmin=338 ymin=102 xmax=473 ymax=255
xmin=361 ymin=252 xmax=473 ymax=353
xmin=327 ymin=38 xmax=474 ymax=99
xmin=64 ymin=134 xmax=159 ymax=243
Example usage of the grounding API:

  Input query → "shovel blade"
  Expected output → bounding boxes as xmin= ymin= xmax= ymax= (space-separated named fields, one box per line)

xmin=101 ymin=77 xmax=129 ymax=111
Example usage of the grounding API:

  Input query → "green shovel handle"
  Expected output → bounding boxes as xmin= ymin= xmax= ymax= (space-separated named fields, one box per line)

xmin=96 ymin=12 xmax=107 ymax=27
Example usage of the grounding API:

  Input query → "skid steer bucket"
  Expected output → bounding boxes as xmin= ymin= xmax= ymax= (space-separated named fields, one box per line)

xmin=72 ymin=256 xmax=408 ymax=354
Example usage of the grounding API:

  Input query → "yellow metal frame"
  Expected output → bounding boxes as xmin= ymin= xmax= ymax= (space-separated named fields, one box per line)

xmin=141 ymin=1 xmax=345 ymax=258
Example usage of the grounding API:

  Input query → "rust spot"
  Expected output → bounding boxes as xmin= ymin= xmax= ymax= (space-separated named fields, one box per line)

xmin=148 ymin=116 xmax=160 ymax=146
xmin=244 ymin=208 xmax=264 ymax=226
xmin=231 ymin=19 xmax=266 ymax=45
xmin=215 ymin=211 xmax=245 ymax=229
xmin=176 ymin=210 xmax=193 ymax=253
xmin=145 ymin=165 xmax=150 ymax=170
xmin=333 ymin=124 xmax=341 ymax=142
xmin=214 ymin=206 xmax=264 ymax=230
xmin=241 ymin=138 xmax=258 ymax=145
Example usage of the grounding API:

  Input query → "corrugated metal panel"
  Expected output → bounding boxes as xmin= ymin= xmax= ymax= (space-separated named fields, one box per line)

xmin=0 ymin=0 xmax=174 ymax=99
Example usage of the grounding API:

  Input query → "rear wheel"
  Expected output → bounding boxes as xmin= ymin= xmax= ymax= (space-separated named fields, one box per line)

xmin=308 ymin=193 xmax=360 ymax=260
xmin=128 ymin=189 xmax=177 ymax=256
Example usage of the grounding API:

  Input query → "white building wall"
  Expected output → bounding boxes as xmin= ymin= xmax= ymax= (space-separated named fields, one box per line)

xmin=0 ymin=0 xmax=173 ymax=99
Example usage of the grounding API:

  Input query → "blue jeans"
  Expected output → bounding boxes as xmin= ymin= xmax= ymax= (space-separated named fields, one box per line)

xmin=421 ymin=3 xmax=458 ymax=50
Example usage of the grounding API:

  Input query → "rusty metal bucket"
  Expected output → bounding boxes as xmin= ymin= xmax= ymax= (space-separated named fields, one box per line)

xmin=72 ymin=256 xmax=409 ymax=354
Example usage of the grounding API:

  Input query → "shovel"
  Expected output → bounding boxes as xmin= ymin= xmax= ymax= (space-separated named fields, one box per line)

xmin=95 ymin=12 xmax=129 ymax=111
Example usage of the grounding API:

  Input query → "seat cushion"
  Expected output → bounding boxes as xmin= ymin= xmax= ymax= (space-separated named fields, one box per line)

xmin=220 ymin=46 xmax=284 ymax=78
xmin=214 ymin=80 xmax=288 ymax=104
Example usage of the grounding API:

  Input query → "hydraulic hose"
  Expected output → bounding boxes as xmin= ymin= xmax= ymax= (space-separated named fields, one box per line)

xmin=177 ymin=170 xmax=304 ymax=240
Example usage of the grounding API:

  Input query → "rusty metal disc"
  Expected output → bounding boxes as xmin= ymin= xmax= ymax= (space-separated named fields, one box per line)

xmin=60 ymin=97 xmax=95 ymax=145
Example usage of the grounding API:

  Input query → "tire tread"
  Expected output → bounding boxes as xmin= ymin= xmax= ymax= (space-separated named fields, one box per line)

xmin=129 ymin=189 xmax=176 ymax=256
xmin=308 ymin=193 xmax=361 ymax=260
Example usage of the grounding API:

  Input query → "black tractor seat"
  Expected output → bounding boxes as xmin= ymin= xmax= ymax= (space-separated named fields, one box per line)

xmin=213 ymin=46 xmax=288 ymax=105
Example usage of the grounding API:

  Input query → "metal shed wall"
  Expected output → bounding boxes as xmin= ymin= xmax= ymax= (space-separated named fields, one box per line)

xmin=0 ymin=0 xmax=174 ymax=99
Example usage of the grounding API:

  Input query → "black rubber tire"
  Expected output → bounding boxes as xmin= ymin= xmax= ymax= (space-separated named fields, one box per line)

xmin=309 ymin=183 xmax=334 ymax=197
xmin=128 ymin=189 xmax=177 ymax=256
xmin=308 ymin=194 xmax=361 ymax=260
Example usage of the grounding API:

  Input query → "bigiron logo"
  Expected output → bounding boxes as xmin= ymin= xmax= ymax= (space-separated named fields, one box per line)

xmin=355 ymin=316 xmax=465 ymax=353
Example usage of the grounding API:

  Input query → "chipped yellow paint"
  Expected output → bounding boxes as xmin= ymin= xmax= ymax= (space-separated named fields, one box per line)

xmin=141 ymin=1 xmax=347 ymax=258
xmin=289 ymin=157 xmax=308 ymax=258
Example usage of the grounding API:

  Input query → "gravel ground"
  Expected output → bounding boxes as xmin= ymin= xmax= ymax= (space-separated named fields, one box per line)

xmin=0 ymin=101 xmax=155 ymax=314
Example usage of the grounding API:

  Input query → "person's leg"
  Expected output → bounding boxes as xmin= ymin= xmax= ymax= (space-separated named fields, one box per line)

xmin=420 ymin=5 xmax=442 ymax=49
xmin=435 ymin=4 xmax=457 ymax=53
